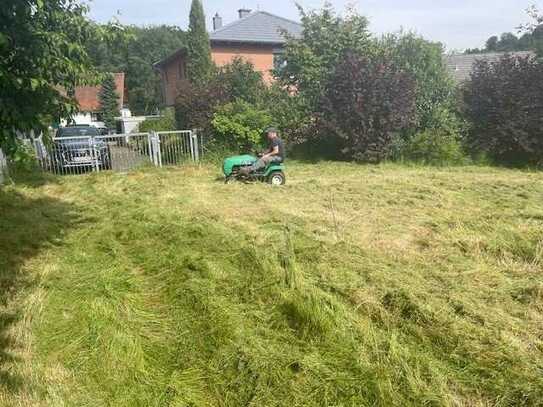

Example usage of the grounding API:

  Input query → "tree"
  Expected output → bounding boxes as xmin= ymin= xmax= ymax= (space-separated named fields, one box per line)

xmin=0 ymin=0 xmax=99 ymax=155
xmin=486 ymin=36 xmax=499 ymax=51
xmin=497 ymin=32 xmax=519 ymax=51
xmin=186 ymin=0 xmax=212 ymax=84
xmin=175 ymin=59 xmax=266 ymax=133
xmin=318 ymin=52 xmax=416 ymax=162
xmin=85 ymin=24 xmax=186 ymax=115
xmin=98 ymin=74 xmax=120 ymax=130
xmin=220 ymin=57 xmax=265 ymax=104
xmin=463 ymin=54 xmax=543 ymax=165
xmin=379 ymin=32 xmax=455 ymax=133
xmin=277 ymin=4 xmax=374 ymax=109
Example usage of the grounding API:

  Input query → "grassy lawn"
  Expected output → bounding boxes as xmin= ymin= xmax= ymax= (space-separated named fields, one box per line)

xmin=0 ymin=162 xmax=542 ymax=406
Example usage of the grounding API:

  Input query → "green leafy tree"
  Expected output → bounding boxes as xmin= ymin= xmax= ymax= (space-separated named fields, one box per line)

xmin=379 ymin=32 xmax=456 ymax=133
xmin=186 ymin=0 xmax=212 ymax=84
xmin=98 ymin=74 xmax=120 ymax=130
xmin=0 ymin=0 xmax=99 ymax=155
xmin=220 ymin=57 xmax=265 ymax=104
xmin=85 ymin=24 xmax=186 ymax=115
xmin=486 ymin=36 xmax=499 ymax=51
xmin=277 ymin=4 xmax=374 ymax=109
xmin=497 ymin=32 xmax=519 ymax=51
xmin=175 ymin=59 xmax=266 ymax=133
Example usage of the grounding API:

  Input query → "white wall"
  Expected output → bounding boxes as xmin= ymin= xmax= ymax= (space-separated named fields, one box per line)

xmin=60 ymin=112 xmax=106 ymax=129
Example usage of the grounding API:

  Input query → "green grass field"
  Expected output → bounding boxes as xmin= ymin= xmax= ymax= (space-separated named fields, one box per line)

xmin=1 ymin=162 xmax=542 ymax=406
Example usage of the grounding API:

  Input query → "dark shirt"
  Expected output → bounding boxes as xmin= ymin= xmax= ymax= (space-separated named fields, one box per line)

xmin=269 ymin=137 xmax=285 ymax=160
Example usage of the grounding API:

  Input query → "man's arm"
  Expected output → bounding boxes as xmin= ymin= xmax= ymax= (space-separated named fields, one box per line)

xmin=262 ymin=145 xmax=279 ymax=159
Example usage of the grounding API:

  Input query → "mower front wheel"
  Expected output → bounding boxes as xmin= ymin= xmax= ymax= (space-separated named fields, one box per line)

xmin=268 ymin=171 xmax=286 ymax=186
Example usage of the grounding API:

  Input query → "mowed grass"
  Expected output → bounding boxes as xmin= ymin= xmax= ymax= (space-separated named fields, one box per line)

xmin=1 ymin=162 xmax=542 ymax=406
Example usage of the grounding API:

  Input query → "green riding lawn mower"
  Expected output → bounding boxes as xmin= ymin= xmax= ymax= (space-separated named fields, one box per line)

xmin=223 ymin=154 xmax=286 ymax=185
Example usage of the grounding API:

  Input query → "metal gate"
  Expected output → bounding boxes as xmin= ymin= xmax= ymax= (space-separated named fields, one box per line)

xmin=33 ymin=130 xmax=203 ymax=175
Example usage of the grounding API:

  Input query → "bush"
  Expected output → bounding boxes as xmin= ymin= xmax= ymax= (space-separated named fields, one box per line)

xmin=391 ymin=107 xmax=468 ymax=165
xmin=175 ymin=78 xmax=228 ymax=135
xmin=400 ymin=130 xmax=466 ymax=165
xmin=175 ymin=58 xmax=266 ymax=137
xmin=264 ymin=85 xmax=313 ymax=146
xmin=139 ymin=108 xmax=176 ymax=132
xmin=379 ymin=32 xmax=456 ymax=133
xmin=463 ymin=54 xmax=543 ymax=165
xmin=211 ymin=100 xmax=271 ymax=151
xmin=317 ymin=52 xmax=416 ymax=162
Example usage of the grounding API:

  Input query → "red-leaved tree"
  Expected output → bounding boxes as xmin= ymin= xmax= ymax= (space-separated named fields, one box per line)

xmin=463 ymin=55 xmax=543 ymax=165
xmin=317 ymin=52 xmax=416 ymax=162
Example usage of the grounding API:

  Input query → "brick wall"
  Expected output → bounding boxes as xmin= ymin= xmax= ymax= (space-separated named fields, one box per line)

xmin=211 ymin=43 xmax=278 ymax=83
xmin=160 ymin=43 xmax=280 ymax=106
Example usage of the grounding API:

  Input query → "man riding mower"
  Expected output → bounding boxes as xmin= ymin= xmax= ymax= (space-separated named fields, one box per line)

xmin=222 ymin=127 xmax=286 ymax=185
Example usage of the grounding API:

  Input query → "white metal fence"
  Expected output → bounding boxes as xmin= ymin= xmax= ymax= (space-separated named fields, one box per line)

xmin=33 ymin=130 xmax=203 ymax=175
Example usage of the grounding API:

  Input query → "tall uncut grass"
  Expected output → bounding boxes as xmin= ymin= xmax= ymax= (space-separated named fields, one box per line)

xmin=1 ymin=162 xmax=542 ymax=406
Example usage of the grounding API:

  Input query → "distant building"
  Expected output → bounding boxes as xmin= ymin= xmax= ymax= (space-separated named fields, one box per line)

xmin=62 ymin=73 xmax=126 ymax=129
xmin=154 ymin=9 xmax=303 ymax=106
xmin=445 ymin=51 xmax=535 ymax=83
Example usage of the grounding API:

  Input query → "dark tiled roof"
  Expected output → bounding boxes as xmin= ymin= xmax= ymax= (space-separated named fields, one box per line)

xmin=210 ymin=11 xmax=302 ymax=45
xmin=445 ymin=51 xmax=535 ymax=82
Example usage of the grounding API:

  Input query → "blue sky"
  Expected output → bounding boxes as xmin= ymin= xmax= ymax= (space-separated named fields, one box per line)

xmin=87 ymin=0 xmax=537 ymax=51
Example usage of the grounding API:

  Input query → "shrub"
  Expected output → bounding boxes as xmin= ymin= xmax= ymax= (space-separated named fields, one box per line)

xmin=139 ymin=108 xmax=176 ymax=132
xmin=379 ymin=32 xmax=456 ymax=133
xmin=175 ymin=78 xmax=228 ymax=135
xmin=392 ymin=107 xmax=468 ymax=165
xmin=211 ymin=100 xmax=271 ymax=152
xmin=175 ymin=58 xmax=266 ymax=136
xmin=220 ymin=57 xmax=266 ymax=105
xmin=264 ymin=85 xmax=313 ymax=146
xmin=400 ymin=130 xmax=466 ymax=165
xmin=317 ymin=52 xmax=416 ymax=162
xmin=463 ymin=54 xmax=543 ymax=165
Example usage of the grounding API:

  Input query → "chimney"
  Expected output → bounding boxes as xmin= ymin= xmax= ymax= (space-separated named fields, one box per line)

xmin=213 ymin=13 xmax=223 ymax=30
xmin=238 ymin=8 xmax=252 ymax=19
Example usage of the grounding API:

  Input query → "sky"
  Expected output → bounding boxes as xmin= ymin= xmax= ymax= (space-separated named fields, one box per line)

xmin=87 ymin=0 xmax=538 ymax=51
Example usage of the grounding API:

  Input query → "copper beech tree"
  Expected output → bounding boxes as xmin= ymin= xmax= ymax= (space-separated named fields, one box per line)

xmin=318 ymin=52 xmax=416 ymax=162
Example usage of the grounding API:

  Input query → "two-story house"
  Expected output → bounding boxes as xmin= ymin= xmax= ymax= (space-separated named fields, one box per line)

xmin=154 ymin=8 xmax=302 ymax=106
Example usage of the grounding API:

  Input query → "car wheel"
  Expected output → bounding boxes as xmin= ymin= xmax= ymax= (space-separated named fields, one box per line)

xmin=268 ymin=171 xmax=286 ymax=186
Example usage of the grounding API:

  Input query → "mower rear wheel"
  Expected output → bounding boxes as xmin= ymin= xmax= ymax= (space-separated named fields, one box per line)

xmin=268 ymin=171 xmax=286 ymax=186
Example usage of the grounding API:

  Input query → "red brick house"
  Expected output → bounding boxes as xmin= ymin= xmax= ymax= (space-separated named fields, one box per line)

xmin=154 ymin=9 xmax=302 ymax=106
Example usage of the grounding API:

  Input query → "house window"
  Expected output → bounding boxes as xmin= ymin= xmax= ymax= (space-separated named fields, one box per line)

xmin=178 ymin=62 xmax=186 ymax=79
xmin=91 ymin=112 xmax=103 ymax=122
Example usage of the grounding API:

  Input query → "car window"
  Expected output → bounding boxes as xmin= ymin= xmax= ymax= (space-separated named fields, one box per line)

xmin=57 ymin=127 xmax=100 ymax=138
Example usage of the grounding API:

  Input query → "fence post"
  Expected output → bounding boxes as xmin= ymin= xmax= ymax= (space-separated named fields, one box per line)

xmin=188 ymin=130 xmax=195 ymax=161
xmin=192 ymin=129 xmax=199 ymax=162
xmin=147 ymin=132 xmax=154 ymax=166
xmin=0 ymin=148 xmax=7 ymax=185
xmin=149 ymin=131 xmax=162 ymax=168
xmin=91 ymin=136 xmax=100 ymax=172
xmin=157 ymin=133 xmax=162 ymax=168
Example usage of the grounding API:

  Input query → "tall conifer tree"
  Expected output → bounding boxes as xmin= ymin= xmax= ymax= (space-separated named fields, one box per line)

xmin=187 ymin=0 xmax=213 ymax=84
